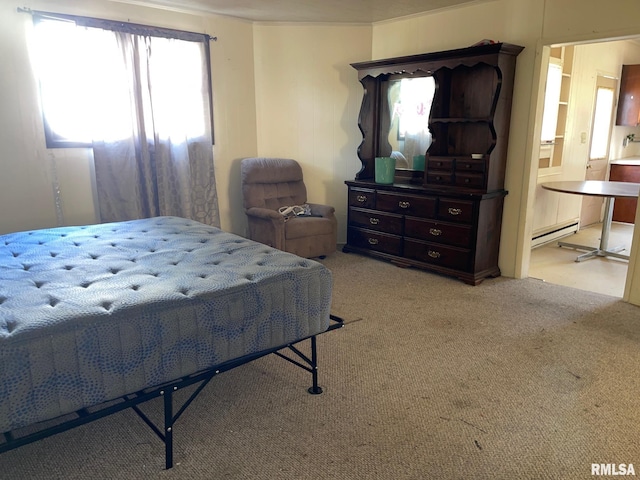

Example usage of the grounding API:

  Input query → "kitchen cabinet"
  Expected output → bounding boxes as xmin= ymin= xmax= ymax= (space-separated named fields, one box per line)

xmin=609 ymin=159 xmax=640 ymax=223
xmin=616 ymin=64 xmax=640 ymax=126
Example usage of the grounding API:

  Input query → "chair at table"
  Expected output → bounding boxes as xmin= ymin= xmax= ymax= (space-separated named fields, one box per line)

xmin=240 ymin=157 xmax=337 ymax=258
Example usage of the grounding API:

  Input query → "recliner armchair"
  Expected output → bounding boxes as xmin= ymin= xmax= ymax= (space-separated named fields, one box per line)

xmin=240 ymin=157 xmax=337 ymax=258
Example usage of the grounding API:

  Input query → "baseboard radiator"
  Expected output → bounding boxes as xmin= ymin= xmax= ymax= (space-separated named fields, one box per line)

xmin=531 ymin=221 xmax=579 ymax=248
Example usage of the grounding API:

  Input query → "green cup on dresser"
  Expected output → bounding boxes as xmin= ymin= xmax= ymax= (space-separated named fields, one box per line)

xmin=375 ymin=157 xmax=396 ymax=184
xmin=412 ymin=155 xmax=426 ymax=171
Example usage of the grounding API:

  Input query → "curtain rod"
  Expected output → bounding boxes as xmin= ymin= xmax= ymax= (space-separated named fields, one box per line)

xmin=16 ymin=6 xmax=218 ymax=42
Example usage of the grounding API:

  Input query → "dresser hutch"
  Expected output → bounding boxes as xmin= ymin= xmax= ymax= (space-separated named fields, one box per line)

xmin=343 ymin=42 xmax=524 ymax=285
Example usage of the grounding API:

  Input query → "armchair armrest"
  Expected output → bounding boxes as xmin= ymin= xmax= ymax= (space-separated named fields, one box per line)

xmin=245 ymin=207 xmax=286 ymax=250
xmin=245 ymin=207 xmax=285 ymax=223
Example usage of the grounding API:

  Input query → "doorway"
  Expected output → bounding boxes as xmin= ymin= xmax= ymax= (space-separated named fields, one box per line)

xmin=528 ymin=38 xmax=640 ymax=298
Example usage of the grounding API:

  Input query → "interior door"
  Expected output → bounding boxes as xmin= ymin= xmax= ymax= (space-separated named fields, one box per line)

xmin=580 ymin=74 xmax=618 ymax=227
xmin=581 ymin=157 xmax=608 ymax=226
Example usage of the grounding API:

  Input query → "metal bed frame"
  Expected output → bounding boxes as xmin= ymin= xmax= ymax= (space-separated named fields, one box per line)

xmin=0 ymin=314 xmax=344 ymax=469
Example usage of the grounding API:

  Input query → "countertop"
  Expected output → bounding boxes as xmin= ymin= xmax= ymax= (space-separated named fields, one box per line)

xmin=610 ymin=157 xmax=640 ymax=166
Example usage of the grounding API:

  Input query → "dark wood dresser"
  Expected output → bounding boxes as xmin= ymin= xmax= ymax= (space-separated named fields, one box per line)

xmin=343 ymin=43 xmax=523 ymax=285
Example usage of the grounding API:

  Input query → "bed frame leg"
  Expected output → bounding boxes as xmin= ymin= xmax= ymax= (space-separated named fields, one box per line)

xmin=163 ymin=389 xmax=174 ymax=469
xmin=307 ymin=336 xmax=323 ymax=395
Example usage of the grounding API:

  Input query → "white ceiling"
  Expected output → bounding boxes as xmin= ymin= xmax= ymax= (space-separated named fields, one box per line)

xmin=124 ymin=0 xmax=486 ymax=23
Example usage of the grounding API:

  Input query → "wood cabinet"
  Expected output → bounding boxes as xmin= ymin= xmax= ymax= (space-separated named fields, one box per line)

xmin=616 ymin=64 xmax=640 ymax=126
xmin=344 ymin=43 xmax=523 ymax=285
xmin=609 ymin=160 xmax=640 ymax=223
xmin=346 ymin=182 xmax=505 ymax=284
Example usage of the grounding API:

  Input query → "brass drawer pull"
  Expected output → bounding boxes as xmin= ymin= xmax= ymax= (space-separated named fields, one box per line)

xmin=398 ymin=201 xmax=410 ymax=209
xmin=369 ymin=217 xmax=380 ymax=225
xmin=429 ymin=228 xmax=442 ymax=236
xmin=356 ymin=195 xmax=367 ymax=203
xmin=428 ymin=250 xmax=441 ymax=259
xmin=368 ymin=238 xmax=379 ymax=245
xmin=448 ymin=207 xmax=462 ymax=215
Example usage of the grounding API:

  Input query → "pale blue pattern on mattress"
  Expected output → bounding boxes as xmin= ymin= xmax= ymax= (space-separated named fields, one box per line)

xmin=0 ymin=217 xmax=332 ymax=432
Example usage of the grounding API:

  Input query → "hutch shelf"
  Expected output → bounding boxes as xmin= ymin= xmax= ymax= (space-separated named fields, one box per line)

xmin=343 ymin=42 xmax=524 ymax=285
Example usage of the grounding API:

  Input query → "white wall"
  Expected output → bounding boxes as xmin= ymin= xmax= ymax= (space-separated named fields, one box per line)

xmin=203 ymin=15 xmax=258 ymax=235
xmin=542 ymin=0 xmax=640 ymax=44
xmin=1 ymin=1 xmax=58 ymax=233
xmin=252 ymin=23 xmax=371 ymax=242
xmin=372 ymin=0 xmax=540 ymax=59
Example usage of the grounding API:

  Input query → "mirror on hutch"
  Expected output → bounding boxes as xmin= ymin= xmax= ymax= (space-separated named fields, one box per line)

xmin=344 ymin=42 xmax=524 ymax=285
xmin=381 ymin=76 xmax=435 ymax=174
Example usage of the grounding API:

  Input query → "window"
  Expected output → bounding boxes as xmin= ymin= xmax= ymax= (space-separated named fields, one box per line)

xmin=589 ymin=75 xmax=617 ymax=160
xmin=30 ymin=13 xmax=213 ymax=148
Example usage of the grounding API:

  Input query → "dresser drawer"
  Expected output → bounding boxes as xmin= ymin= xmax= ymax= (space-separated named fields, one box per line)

xmin=455 ymin=159 xmax=485 ymax=172
xmin=404 ymin=238 xmax=471 ymax=271
xmin=427 ymin=157 xmax=455 ymax=171
xmin=376 ymin=191 xmax=437 ymax=218
xmin=349 ymin=208 xmax=403 ymax=235
xmin=404 ymin=217 xmax=472 ymax=248
xmin=347 ymin=227 xmax=402 ymax=256
xmin=426 ymin=171 xmax=454 ymax=185
xmin=455 ymin=172 xmax=485 ymax=189
xmin=348 ymin=187 xmax=375 ymax=209
xmin=438 ymin=198 xmax=475 ymax=223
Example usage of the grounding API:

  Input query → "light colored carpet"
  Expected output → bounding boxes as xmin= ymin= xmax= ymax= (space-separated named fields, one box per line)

xmin=1 ymin=251 xmax=639 ymax=479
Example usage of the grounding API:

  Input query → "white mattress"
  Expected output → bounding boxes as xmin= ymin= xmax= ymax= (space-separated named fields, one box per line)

xmin=0 ymin=217 xmax=332 ymax=432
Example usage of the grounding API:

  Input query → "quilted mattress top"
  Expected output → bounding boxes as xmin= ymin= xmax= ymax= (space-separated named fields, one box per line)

xmin=0 ymin=216 xmax=331 ymax=344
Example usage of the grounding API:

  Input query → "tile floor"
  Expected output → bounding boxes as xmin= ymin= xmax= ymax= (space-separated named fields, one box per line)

xmin=528 ymin=222 xmax=634 ymax=298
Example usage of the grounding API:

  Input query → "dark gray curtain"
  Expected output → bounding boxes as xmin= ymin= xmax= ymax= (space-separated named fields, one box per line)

xmin=90 ymin=30 xmax=219 ymax=226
